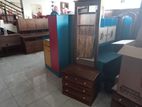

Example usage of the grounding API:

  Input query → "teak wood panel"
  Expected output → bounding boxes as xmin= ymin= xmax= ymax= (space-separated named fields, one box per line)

xmin=24 ymin=40 xmax=43 ymax=53
xmin=77 ymin=26 xmax=95 ymax=58
xmin=17 ymin=19 xmax=27 ymax=32
xmin=36 ymin=19 xmax=48 ymax=30
xmin=76 ymin=14 xmax=97 ymax=59
xmin=44 ymin=41 xmax=51 ymax=67
xmin=0 ymin=35 xmax=21 ymax=48
xmin=17 ymin=19 xmax=48 ymax=32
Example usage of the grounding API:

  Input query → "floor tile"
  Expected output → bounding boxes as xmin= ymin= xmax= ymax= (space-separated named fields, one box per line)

xmin=28 ymin=73 xmax=49 ymax=87
xmin=8 ymin=80 xmax=33 ymax=96
xmin=27 ymin=99 xmax=50 ymax=107
xmin=91 ymin=92 xmax=112 ymax=107
xmin=0 ymin=52 xmax=112 ymax=107
xmin=0 ymin=89 xmax=12 ymax=103
xmin=0 ymin=97 xmax=18 ymax=107
xmin=61 ymin=98 xmax=89 ymax=107
xmin=25 ymin=68 xmax=46 ymax=80
xmin=44 ymin=90 xmax=70 ymax=107
xmin=0 ymin=79 xmax=7 ymax=92
xmin=14 ymin=89 xmax=41 ymax=107
xmin=4 ymin=72 xmax=28 ymax=88
xmin=33 ymin=80 xmax=58 ymax=98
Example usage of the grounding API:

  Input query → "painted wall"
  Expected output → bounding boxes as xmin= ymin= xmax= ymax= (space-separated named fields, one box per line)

xmin=22 ymin=0 xmax=75 ymax=19
xmin=102 ymin=0 xmax=141 ymax=10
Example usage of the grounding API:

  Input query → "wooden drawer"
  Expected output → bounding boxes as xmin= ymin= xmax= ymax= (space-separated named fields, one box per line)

xmin=0 ymin=36 xmax=21 ymax=47
xmin=44 ymin=40 xmax=50 ymax=47
xmin=112 ymin=92 xmax=141 ymax=107
xmin=62 ymin=80 xmax=95 ymax=96
xmin=63 ymin=87 xmax=94 ymax=106
xmin=44 ymin=46 xmax=50 ymax=52
xmin=63 ymin=74 xmax=94 ymax=89
xmin=25 ymin=47 xmax=34 ymax=53
xmin=44 ymin=48 xmax=51 ymax=67
xmin=111 ymin=99 xmax=124 ymax=107
xmin=25 ymin=40 xmax=43 ymax=53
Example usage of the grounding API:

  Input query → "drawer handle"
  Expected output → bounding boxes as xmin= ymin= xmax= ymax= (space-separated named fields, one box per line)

xmin=65 ymin=83 xmax=68 ymax=86
xmin=65 ymin=76 xmax=68 ymax=79
xmin=82 ymin=90 xmax=86 ymax=93
xmin=83 ymin=82 xmax=87 ymax=85
xmin=118 ymin=98 xmax=122 ymax=102
xmin=82 ymin=97 xmax=86 ymax=100
xmin=65 ymin=90 xmax=69 ymax=92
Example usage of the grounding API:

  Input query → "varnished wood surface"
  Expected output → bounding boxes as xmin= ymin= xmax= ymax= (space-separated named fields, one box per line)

xmin=63 ymin=64 xmax=99 ymax=84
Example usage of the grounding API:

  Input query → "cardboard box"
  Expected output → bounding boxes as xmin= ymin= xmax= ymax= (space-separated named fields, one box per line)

xmin=117 ymin=41 xmax=142 ymax=106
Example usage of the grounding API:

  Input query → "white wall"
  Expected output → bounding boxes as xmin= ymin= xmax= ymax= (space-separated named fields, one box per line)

xmin=22 ymin=0 xmax=51 ymax=18
xmin=102 ymin=0 xmax=141 ymax=10
xmin=22 ymin=0 xmax=75 ymax=19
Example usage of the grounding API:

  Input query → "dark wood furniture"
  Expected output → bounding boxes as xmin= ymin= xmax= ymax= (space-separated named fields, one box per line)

xmin=62 ymin=64 xmax=100 ymax=106
xmin=74 ymin=0 xmax=101 ymax=66
xmin=111 ymin=85 xmax=142 ymax=107
xmin=17 ymin=19 xmax=49 ymax=54
xmin=43 ymin=39 xmax=51 ymax=67
xmin=0 ymin=34 xmax=22 ymax=56
xmin=20 ymin=32 xmax=49 ymax=54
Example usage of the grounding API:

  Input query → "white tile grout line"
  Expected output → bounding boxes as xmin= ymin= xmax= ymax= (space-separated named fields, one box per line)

xmin=3 ymin=80 xmax=21 ymax=107
xmin=21 ymin=88 xmax=60 ymax=107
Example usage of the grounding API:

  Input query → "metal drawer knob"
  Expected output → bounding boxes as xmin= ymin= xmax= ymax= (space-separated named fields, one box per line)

xmin=65 ymin=76 xmax=68 ymax=79
xmin=82 ymin=97 xmax=86 ymax=100
xmin=65 ymin=83 xmax=68 ymax=86
xmin=82 ymin=90 xmax=86 ymax=93
xmin=118 ymin=98 xmax=122 ymax=102
xmin=83 ymin=82 xmax=87 ymax=85
xmin=65 ymin=90 xmax=69 ymax=92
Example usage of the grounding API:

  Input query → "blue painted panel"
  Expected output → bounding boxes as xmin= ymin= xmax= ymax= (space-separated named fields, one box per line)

xmin=100 ymin=18 xmax=118 ymax=27
xmin=122 ymin=16 xmax=133 ymax=39
xmin=57 ymin=15 xmax=70 ymax=69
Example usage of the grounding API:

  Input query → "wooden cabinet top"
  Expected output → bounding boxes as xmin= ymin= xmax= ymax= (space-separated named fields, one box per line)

xmin=20 ymin=31 xmax=49 ymax=39
xmin=63 ymin=64 xmax=99 ymax=81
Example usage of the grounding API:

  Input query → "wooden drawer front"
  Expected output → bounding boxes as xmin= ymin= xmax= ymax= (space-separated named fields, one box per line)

xmin=0 ymin=36 xmax=21 ymax=47
xmin=44 ymin=46 xmax=50 ymax=52
xmin=63 ymin=74 xmax=94 ymax=89
xmin=63 ymin=87 xmax=94 ymax=106
xmin=25 ymin=40 xmax=43 ymax=53
xmin=25 ymin=41 xmax=35 ymax=47
xmin=25 ymin=46 xmax=34 ymax=53
xmin=62 ymin=80 xmax=95 ymax=96
xmin=44 ymin=40 xmax=50 ymax=47
xmin=112 ymin=92 xmax=141 ymax=107
xmin=111 ymin=99 xmax=124 ymax=107
xmin=44 ymin=48 xmax=51 ymax=67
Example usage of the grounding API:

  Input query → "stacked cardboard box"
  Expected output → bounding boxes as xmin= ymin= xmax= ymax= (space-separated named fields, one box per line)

xmin=117 ymin=25 xmax=142 ymax=106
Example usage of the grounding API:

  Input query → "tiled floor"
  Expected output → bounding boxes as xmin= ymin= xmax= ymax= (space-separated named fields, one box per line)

xmin=0 ymin=52 xmax=112 ymax=107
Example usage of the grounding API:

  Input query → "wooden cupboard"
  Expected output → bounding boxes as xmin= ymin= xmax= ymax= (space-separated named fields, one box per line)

xmin=74 ymin=0 xmax=101 ymax=67
xmin=43 ymin=39 xmax=51 ymax=67
xmin=44 ymin=15 xmax=74 ymax=76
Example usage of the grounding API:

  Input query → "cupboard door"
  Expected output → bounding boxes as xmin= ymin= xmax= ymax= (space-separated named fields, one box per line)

xmin=75 ymin=4 xmax=98 ymax=65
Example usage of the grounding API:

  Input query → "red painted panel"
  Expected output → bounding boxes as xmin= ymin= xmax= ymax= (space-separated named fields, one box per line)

xmin=48 ymin=16 xmax=60 ymax=72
